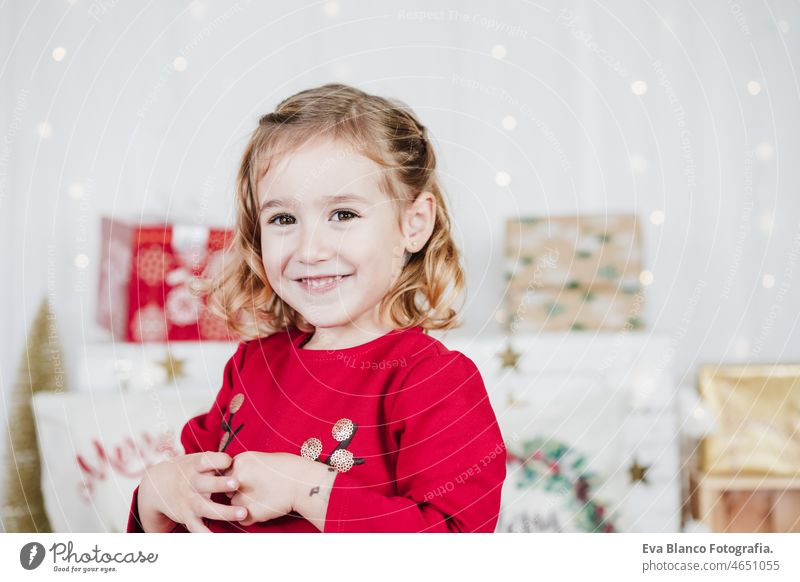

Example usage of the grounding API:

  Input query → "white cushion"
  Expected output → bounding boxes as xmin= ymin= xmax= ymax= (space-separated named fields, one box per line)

xmin=32 ymin=388 xmax=213 ymax=533
xmin=495 ymin=373 xmax=629 ymax=532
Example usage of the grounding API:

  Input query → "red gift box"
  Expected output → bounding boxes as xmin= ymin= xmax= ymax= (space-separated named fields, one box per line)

xmin=97 ymin=216 xmax=236 ymax=341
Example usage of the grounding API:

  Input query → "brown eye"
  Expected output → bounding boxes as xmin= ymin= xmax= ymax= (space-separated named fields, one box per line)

xmin=268 ymin=214 xmax=295 ymax=226
xmin=331 ymin=210 xmax=358 ymax=222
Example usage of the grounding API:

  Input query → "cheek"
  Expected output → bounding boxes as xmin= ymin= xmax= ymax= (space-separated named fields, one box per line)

xmin=260 ymin=251 xmax=276 ymax=282
xmin=379 ymin=243 xmax=403 ymax=276
xmin=354 ymin=232 xmax=404 ymax=282
xmin=389 ymin=243 xmax=407 ymax=279
xmin=259 ymin=235 xmax=284 ymax=275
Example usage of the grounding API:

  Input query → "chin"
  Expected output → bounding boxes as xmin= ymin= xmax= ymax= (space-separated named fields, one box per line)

xmin=299 ymin=312 xmax=354 ymax=329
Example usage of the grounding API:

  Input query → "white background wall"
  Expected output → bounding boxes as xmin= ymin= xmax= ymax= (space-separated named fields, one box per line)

xmin=1 ymin=0 xmax=799 ymax=530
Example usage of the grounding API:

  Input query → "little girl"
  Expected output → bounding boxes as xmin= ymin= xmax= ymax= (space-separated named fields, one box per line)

xmin=127 ymin=83 xmax=506 ymax=533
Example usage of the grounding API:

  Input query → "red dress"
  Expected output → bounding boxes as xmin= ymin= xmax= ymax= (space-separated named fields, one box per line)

xmin=126 ymin=325 xmax=506 ymax=532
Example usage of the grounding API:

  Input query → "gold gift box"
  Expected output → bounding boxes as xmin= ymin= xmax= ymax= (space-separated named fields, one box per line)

xmin=505 ymin=285 xmax=644 ymax=332
xmin=504 ymin=214 xmax=645 ymax=332
xmin=700 ymin=365 xmax=800 ymax=476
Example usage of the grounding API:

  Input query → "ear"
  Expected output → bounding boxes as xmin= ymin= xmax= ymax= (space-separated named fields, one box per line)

xmin=401 ymin=191 xmax=436 ymax=254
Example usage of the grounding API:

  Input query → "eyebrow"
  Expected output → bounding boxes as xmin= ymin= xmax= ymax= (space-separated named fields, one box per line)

xmin=260 ymin=193 xmax=370 ymax=213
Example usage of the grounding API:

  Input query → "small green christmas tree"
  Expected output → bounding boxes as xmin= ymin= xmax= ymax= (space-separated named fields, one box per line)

xmin=1 ymin=297 xmax=66 ymax=532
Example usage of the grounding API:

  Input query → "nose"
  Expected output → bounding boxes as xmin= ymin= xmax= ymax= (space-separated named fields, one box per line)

xmin=296 ymin=219 xmax=333 ymax=265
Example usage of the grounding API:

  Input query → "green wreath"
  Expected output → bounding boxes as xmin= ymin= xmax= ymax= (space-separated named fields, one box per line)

xmin=507 ymin=436 xmax=617 ymax=533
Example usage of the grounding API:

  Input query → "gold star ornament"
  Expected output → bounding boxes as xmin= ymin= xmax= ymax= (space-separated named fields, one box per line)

xmin=497 ymin=342 xmax=522 ymax=371
xmin=155 ymin=352 xmax=187 ymax=383
xmin=629 ymin=457 xmax=651 ymax=484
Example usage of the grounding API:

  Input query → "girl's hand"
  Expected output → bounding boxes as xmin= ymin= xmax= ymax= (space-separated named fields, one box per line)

xmin=138 ymin=452 xmax=247 ymax=533
xmin=223 ymin=451 xmax=304 ymax=526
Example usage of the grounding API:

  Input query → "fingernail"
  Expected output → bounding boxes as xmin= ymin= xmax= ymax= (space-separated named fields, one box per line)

xmin=227 ymin=480 xmax=237 ymax=489
xmin=236 ymin=509 xmax=246 ymax=519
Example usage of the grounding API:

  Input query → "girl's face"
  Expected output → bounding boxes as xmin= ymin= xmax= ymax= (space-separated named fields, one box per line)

xmin=256 ymin=136 xmax=432 ymax=337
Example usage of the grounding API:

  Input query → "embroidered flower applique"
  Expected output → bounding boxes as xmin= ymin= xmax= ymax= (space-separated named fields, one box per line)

xmin=218 ymin=393 xmax=245 ymax=452
xmin=300 ymin=418 xmax=365 ymax=473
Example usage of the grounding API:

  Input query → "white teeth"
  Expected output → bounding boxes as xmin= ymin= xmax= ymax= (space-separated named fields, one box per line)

xmin=300 ymin=275 xmax=344 ymax=288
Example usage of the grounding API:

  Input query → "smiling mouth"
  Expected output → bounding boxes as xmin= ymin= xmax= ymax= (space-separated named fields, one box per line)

xmin=295 ymin=274 xmax=352 ymax=292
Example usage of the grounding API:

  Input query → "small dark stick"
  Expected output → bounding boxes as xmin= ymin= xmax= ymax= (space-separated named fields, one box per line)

xmin=322 ymin=423 xmax=365 ymax=466
xmin=220 ymin=423 xmax=244 ymax=453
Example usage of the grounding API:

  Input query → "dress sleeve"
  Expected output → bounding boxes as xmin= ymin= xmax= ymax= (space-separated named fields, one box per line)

xmin=126 ymin=341 xmax=248 ymax=533
xmin=126 ymin=485 xmax=145 ymax=533
xmin=323 ymin=352 xmax=507 ymax=533
xmin=180 ymin=340 xmax=248 ymax=455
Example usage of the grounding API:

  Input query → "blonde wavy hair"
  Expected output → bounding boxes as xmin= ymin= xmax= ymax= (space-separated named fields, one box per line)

xmin=204 ymin=83 xmax=466 ymax=340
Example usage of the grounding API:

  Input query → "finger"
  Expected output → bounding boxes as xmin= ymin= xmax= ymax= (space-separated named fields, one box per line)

xmin=184 ymin=517 xmax=211 ymax=533
xmin=208 ymin=466 xmax=234 ymax=478
xmin=200 ymin=499 xmax=248 ymax=523
xmin=192 ymin=474 xmax=239 ymax=494
xmin=193 ymin=452 xmax=233 ymax=473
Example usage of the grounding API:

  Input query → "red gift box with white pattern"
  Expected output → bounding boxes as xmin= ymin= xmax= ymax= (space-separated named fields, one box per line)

xmin=96 ymin=216 xmax=236 ymax=341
